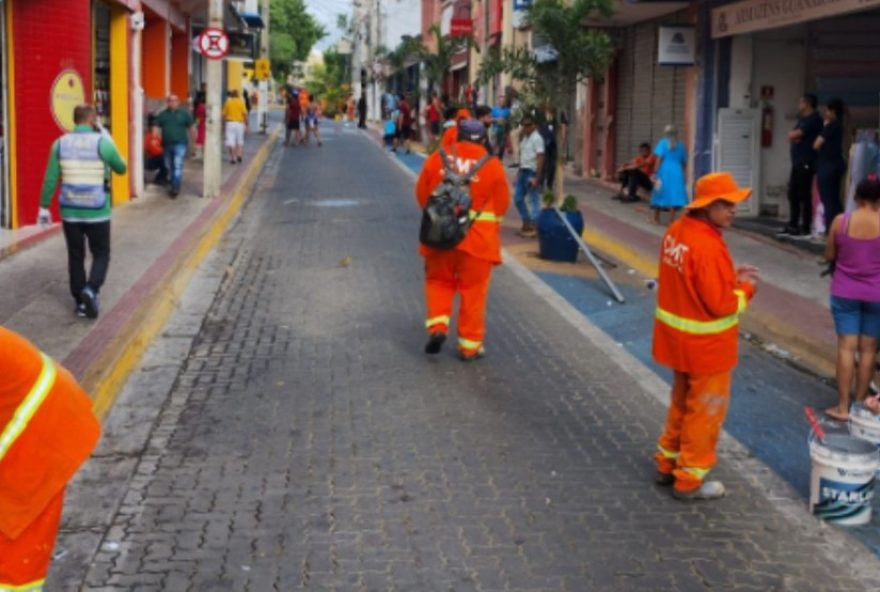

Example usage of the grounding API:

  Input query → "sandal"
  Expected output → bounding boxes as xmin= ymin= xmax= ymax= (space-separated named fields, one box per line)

xmin=824 ymin=407 xmax=850 ymax=422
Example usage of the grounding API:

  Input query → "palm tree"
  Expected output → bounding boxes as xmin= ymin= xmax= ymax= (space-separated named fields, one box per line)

xmin=420 ymin=24 xmax=470 ymax=97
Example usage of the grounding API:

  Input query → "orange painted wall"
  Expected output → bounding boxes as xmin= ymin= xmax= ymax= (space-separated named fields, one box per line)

xmin=142 ymin=17 xmax=168 ymax=99
xmin=170 ymin=30 xmax=189 ymax=99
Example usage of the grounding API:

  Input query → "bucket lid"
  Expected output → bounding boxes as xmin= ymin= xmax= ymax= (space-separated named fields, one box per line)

xmin=812 ymin=433 xmax=879 ymax=456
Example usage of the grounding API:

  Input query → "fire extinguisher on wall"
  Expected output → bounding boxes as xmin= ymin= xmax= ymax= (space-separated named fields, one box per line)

xmin=762 ymin=104 xmax=774 ymax=147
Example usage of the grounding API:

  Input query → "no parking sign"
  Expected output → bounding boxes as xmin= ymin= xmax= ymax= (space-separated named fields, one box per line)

xmin=197 ymin=27 xmax=230 ymax=60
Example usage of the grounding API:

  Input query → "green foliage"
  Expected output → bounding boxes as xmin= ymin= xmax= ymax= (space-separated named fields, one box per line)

xmin=270 ymin=0 xmax=326 ymax=82
xmin=304 ymin=47 xmax=352 ymax=118
xmin=561 ymin=195 xmax=579 ymax=213
xmin=481 ymin=0 xmax=615 ymax=199
xmin=541 ymin=190 xmax=555 ymax=208
xmin=420 ymin=24 xmax=472 ymax=92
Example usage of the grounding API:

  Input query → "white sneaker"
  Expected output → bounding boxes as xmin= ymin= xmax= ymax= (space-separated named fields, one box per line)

xmin=672 ymin=480 xmax=726 ymax=501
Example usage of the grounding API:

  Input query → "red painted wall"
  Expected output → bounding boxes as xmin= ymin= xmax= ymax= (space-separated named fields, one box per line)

xmin=143 ymin=15 xmax=169 ymax=100
xmin=170 ymin=30 xmax=189 ymax=99
xmin=12 ymin=0 xmax=93 ymax=226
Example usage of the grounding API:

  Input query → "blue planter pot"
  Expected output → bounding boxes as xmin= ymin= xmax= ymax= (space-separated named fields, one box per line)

xmin=537 ymin=208 xmax=584 ymax=263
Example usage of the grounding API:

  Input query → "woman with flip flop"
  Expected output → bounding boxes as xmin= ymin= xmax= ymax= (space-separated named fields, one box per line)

xmin=825 ymin=175 xmax=880 ymax=421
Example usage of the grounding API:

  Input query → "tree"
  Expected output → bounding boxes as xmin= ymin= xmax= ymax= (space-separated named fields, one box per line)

xmin=420 ymin=24 xmax=471 ymax=97
xmin=387 ymin=35 xmax=425 ymax=96
xmin=270 ymin=0 xmax=327 ymax=83
xmin=478 ymin=0 xmax=614 ymax=200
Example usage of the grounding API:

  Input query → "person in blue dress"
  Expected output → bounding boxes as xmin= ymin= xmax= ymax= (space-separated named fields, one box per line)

xmin=651 ymin=124 xmax=689 ymax=225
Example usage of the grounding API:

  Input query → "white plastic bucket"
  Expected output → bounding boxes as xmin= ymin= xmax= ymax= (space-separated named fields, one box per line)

xmin=849 ymin=403 xmax=880 ymax=457
xmin=809 ymin=433 xmax=879 ymax=526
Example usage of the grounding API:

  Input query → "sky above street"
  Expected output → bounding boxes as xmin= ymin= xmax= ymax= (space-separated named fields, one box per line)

xmin=307 ymin=0 xmax=349 ymax=50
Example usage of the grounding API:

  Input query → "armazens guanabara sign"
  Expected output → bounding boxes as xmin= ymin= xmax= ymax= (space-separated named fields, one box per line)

xmin=712 ymin=0 xmax=880 ymax=38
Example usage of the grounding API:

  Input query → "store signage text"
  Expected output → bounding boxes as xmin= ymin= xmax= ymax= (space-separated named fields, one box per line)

xmin=50 ymin=70 xmax=86 ymax=132
xmin=712 ymin=0 xmax=880 ymax=38
xmin=450 ymin=18 xmax=474 ymax=36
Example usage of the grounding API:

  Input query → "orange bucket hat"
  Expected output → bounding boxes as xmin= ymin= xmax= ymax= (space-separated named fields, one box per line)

xmin=687 ymin=172 xmax=752 ymax=210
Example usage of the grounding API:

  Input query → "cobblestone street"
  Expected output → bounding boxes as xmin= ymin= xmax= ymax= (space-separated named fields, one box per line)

xmin=59 ymin=124 xmax=878 ymax=591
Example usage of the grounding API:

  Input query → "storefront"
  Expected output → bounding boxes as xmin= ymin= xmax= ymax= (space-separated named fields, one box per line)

xmin=0 ymin=1 xmax=9 ymax=228
xmin=707 ymin=0 xmax=880 ymax=219
xmin=578 ymin=2 xmax=694 ymax=181
xmin=2 ymin=0 xmax=133 ymax=229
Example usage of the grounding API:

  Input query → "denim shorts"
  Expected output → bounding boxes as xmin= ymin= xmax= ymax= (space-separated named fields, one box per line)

xmin=830 ymin=295 xmax=880 ymax=338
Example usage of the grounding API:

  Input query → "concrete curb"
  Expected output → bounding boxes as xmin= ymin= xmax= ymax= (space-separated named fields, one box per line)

xmin=376 ymin=134 xmax=880 ymax=586
xmin=68 ymin=127 xmax=280 ymax=419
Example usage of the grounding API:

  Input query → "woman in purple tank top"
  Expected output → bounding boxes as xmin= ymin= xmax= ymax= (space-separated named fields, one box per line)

xmin=825 ymin=176 xmax=880 ymax=420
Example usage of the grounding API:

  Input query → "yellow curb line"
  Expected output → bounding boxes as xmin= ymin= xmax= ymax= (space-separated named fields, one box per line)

xmin=88 ymin=130 xmax=280 ymax=420
xmin=582 ymin=226 xmax=658 ymax=278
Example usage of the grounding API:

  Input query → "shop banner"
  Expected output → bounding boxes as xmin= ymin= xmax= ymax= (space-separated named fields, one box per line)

xmin=712 ymin=0 xmax=880 ymax=38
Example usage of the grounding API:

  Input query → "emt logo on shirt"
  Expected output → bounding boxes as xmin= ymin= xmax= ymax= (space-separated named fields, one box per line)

xmin=444 ymin=155 xmax=482 ymax=182
xmin=662 ymin=235 xmax=689 ymax=273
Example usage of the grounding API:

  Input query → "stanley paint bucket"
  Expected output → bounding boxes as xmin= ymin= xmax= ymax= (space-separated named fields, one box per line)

xmin=809 ymin=433 xmax=879 ymax=525
xmin=849 ymin=403 xmax=880 ymax=459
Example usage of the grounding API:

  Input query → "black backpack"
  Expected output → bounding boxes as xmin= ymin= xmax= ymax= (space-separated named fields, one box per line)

xmin=419 ymin=149 xmax=492 ymax=250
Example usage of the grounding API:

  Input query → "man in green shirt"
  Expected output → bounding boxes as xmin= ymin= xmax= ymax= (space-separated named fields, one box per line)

xmin=154 ymin=94 xmax=195 ymax=197
xmin=39 ymin=104 xmax=127 ymax=319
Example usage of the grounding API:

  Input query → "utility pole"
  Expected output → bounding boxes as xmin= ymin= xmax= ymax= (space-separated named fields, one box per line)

xmin=203 ymin=0 xmax=224 ymax=198
xmin=258 ymin=0 xmax=270 ymax=134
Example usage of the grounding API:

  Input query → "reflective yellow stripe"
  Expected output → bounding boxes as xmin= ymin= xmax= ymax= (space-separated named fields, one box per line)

xmin=734 ymin=289 xmax=747 ymax=315
xmin=680 ymin=467 xmax=710 ymax=480
xmin=458 ymin=337 xmax=482 ymax=350
xmin=657 ymin=445 xmax=679 ymax=459
xmin=0 ymin=354 xmax=56 ymax=463
xmin=468 ymin=211 xmax=502 ymax=223
xmin=655 ymin=307 xmax=739 ymax=336
xmin=425 ymin=315 xmax=450 ymax=329
xmin=0 ymin=578 xmax=45 ymax=591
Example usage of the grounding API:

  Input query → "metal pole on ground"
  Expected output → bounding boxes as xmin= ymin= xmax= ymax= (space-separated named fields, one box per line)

xmin=203 ymin=0 xmax=223 ymax=198
xmin=554 ymin=207 xmax=626 ymax=303
xmin=258 ymin=0 xmax=270 ymax=134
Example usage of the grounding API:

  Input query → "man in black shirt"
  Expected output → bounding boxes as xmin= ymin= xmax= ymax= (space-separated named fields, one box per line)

xmin=780 ymin=94 xmax=823 ymax=236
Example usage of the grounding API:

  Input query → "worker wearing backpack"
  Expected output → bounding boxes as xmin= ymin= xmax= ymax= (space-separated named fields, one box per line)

xmin=416 ymin=119 xmax=511 ymax=361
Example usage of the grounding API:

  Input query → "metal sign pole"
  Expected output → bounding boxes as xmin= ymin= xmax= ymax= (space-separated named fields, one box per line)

xmin=554 ymin=207 xmax=625 ymax=303
xmin=203 ymin=0 xmax=224 ymax=198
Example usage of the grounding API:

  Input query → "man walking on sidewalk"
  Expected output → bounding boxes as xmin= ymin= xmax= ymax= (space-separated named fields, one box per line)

xmin=653 ymin=172 xmax=759 ymax=500
xmin=38 ymin=104 xmax=127 ymax=319
xmin=512 ymin=115 xmax=545 ymax=238
xmin=155 ymin=94 xmax=195 ymax=197
xmin=780 ymin=94 xmax=823 ymax=237
xmin=416 ymin=120 xmax=511 ymax=361
xmin=0 ymin=327 xmax=100 ymax=591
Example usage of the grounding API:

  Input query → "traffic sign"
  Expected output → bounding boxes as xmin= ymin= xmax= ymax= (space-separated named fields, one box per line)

xmin=254 ymin=58 xmax=271 ymax=81
xmin=197 ymin=27 xmax=230 ymax=60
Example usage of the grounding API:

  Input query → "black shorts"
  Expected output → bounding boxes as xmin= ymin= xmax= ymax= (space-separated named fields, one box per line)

xmin=397 ymin=127 xmax=412 ymax=140
xmin=286 ymin=119 xmax=300 ymax=131
xmin=430 ymin=121 xmax=440 ymax=135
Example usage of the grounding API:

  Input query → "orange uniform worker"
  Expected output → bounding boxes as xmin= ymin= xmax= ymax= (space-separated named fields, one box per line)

xmin=652 ymin=172 xmax=759 ymax=501
xmin=0 ymin=327 xmax=100 ymax=590
xmin=440 ymin=108 xmax=472 ymax=152
xmin=416 ymin=119 xmax=510 ymax=360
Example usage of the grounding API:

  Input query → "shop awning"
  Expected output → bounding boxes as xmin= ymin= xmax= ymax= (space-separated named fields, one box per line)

xmin=584 ymin=0 xmax=690 ymax=27
xmin=229 ymin=2 xmax=265 ymax=30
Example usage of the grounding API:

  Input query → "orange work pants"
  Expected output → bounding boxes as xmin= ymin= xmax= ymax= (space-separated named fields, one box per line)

xmin=655 ymin=371 xmax=731 ymax=492
xmin=424 ymin=250 xmax=493 ymax=354
xmin=0 ymin=488 xmax=65 ymax=590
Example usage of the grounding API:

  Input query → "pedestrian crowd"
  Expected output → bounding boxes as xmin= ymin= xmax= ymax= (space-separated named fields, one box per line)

xmin=283 ymin=86 xmax=322 ymax=148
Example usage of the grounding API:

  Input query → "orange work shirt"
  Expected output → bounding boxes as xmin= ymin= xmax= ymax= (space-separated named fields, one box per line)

xmin=635 ymin=154 xmax=659 ymax=176
xmin=416 ymin=141 xmax=511 ymax=264
xmin=0 ymin=328 xmax=100 ymax=539
xmin=652 ymin=216 xmax=756 ymax=375
xmin=145 ymin=132 xmax=163 ymax=157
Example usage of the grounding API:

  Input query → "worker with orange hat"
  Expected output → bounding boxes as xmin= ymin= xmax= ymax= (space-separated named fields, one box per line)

xmin=416 ymin=119 xmax=510 ymax=360
xmin=653 ymin=172 xmax=759 ymax=500
xmin=0 ymin=327 xmax=101 ymax=590
xmin=439 ymin=108 xmax=473 ymax=152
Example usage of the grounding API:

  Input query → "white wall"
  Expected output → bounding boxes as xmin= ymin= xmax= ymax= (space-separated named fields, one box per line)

xmin=751 ymin=25 xmax=806 ymax=217
xmin=729 ymin=36 xmax=753 ymax=110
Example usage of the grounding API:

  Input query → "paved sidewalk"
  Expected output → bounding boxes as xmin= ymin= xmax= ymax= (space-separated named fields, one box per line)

xmin=55 ymin=123 xmax=878 ymax=591
xmin=0 ymin=127 xmax=273 ymax=369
